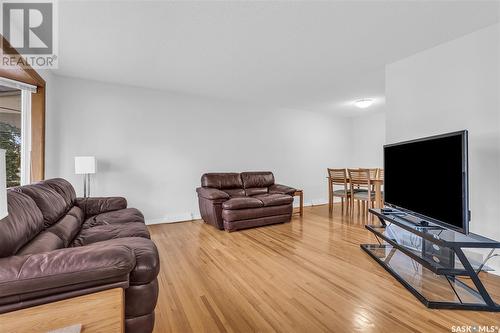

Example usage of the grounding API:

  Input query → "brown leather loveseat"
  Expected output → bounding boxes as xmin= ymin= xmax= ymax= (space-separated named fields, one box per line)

xmin=197 ymin=172 xmax=296 ymax=231
xmin=0 ymin=178 xmax=159 ymax=333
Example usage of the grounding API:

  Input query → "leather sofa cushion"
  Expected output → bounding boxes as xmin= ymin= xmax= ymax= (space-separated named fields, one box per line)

xmin=76 ymin=197 xmax=128 ymax=217
xmin=71 ymin=222 xmax=150 ymax=247
xmin=201 ymin=173 xmax=243 ymax=189
xmin=43 ymin=178 xmax=76 ymax=208
xmin=196 ymin=188 xmax=230 ymax=200
xmin=224 ymin=214 xmax=291 ymax=232
xmin=222 ymin=203 xmax=292 ymax=222
xmin=222 ymin=197 xmax=263 ymax=210
xmin=223 ymin=188 xmax=245 ymax=197
xmin=253 ymin=194 xmax=293 ymax=207
xmin=241 ymin=172 xmax=274 ymax=188
xmin=82 ymin=208 xmax=145 ymax=229
xmin=0 ymin=191 xmax=44 ymax=258
xmin=14 ymin=184 xmax=68 ymax=228
xmin=46 ymin=207 xmax=85 ymax=247
xmin=245 ymin=187 xmax=268 ymax=196
xmin=268 ymin=184 xmax=297 ymax=196
xmin=16 ymin=231 xmax=64 ymax=255
xmin=92 ymin=237 xmax=160 ymax=285
xmin=0 ymin=243 xmax=135 ymax=299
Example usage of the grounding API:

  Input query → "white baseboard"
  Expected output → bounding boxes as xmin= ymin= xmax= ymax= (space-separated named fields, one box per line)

xmin=310 ymin=198 xmax=329 ymax=206
xmin=146 ymin=212 xmax=201 ymax=225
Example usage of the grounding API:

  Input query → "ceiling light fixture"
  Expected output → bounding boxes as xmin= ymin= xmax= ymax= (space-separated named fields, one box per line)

xmin=354 ymin=98 xmax=375 ymax=109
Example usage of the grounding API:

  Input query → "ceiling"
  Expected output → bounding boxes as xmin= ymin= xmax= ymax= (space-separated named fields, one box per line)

xmin=54 ymin=1 xmax=500 ymax=116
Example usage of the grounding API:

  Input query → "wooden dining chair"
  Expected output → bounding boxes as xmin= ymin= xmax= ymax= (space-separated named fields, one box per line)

xmin=350 ymin=168 xmax=377 ymax=192
xmin=347 ymin=168 xmax=376 ymax=215
xmin=327 ymin=168 xmax=350 ymax=214
xmin=377 ymin=168 xmax=384 ymax=206
xmin=368 ymin=168 xmax=378 ymax=192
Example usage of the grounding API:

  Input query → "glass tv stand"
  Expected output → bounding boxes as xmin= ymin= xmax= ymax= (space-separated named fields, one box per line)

xmin=362 ymin=209 xmax=500 ymax=311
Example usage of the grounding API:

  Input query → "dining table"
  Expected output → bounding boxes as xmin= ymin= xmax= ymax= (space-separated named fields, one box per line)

xmin=327 ymin=176 xmax=384 ymax=210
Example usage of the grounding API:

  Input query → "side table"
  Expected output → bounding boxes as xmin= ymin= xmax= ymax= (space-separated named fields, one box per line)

xmin=293 ymin=190 xmax=303 ymax=216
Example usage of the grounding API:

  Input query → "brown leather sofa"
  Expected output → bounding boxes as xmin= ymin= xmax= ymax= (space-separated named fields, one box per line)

xmin=0 ymin=178 xmax=159 ymax=333
xmin=197 ymin=172 xmax=296 ymax=232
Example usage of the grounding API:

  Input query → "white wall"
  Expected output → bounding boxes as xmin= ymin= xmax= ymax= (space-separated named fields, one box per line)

xmin=348 ymin=111 xmax=386 ymax=167
xmin=45 ymin=75 xmax=352 ymax=223
xmin=386 ymin=24 xmax=500 ymax=268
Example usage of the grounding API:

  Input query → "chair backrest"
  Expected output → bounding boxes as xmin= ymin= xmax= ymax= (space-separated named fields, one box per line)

xmin=327 ymin=168 xmax=347 ymax=185
xmin=369 ymin=168 xmax=378 ymax=179
xmin=377 ymin=168 xmax=384 ymax=180
xmin=348 ymin=168 xmax=371 ymax=187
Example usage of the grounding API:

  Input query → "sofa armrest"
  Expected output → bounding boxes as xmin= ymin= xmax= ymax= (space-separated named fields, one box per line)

xmin=76 ymin=197 xmax=127 ymax=217
xmin=196 ymin=187 xmax=230 ymax=201
xmin=0 ymin=243 xmax=135 ymax=301
xmin=268 ymin=184 xmax=296 ymax=196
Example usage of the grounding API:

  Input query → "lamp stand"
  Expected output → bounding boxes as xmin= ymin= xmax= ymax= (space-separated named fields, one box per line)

xmin=83 ymin=173 xmax=91 ymax=198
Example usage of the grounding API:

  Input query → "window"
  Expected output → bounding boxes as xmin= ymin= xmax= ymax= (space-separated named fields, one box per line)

xmin=0 ymin=79 xmax=34 ymax=186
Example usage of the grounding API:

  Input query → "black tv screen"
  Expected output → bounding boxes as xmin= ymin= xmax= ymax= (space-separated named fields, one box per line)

xmin=384 ymin=131 xmax=469 ymax=234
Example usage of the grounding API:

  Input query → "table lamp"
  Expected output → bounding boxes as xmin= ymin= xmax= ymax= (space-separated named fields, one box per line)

xmin=0 ymin=149 xmax=8 ymax=220
xmin=74 ymin=156 xmax=96 ymax=198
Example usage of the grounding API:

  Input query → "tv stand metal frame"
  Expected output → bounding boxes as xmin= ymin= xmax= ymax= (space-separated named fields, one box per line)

xmin=361 ymin=209 xmax=500 ymax=311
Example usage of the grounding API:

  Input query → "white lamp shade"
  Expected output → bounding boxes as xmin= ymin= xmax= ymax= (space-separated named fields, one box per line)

xmin=75 ymin=156 xmax=96 ymax=174
xmin=0 ymin=150 xmax=8 ymax=220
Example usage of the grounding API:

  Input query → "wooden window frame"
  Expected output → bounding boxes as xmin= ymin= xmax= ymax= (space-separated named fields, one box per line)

xmin=0 ymin=35 xmax=46 ymax=181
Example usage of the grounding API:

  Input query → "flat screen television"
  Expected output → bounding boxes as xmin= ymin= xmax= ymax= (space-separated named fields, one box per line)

xmin=384 ymin=130 xmax=470 ymax=234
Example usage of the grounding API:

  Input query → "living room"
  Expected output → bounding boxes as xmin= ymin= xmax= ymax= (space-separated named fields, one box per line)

xmin=0 ymin=1 xmax=499 ymax=332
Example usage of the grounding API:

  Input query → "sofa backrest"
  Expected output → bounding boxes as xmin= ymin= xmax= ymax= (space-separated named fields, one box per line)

xmin=14 ymin=184 xmax=68 ymax=228
xmin=0 ymin=191 xmax=45 ymax=258
xmin=241 ymin=172 xmax=275 ymax=196
xmin=201 ymin=173 xmax=243 ymax=189
xmin=201 ymin=172 xmax=275 ymax=197
xmin=1 ymin=178 xmax=85 ymax=257
xmin=43 ymin=178 xmax=77 ymax=207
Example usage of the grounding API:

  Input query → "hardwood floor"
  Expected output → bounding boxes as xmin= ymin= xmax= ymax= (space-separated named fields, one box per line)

xmin=148 ymin=204 xmax=500 ymax=333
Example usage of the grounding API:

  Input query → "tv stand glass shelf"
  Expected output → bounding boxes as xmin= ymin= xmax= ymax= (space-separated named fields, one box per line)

xmin=362 ymin=208 xmax=500 ymax=311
